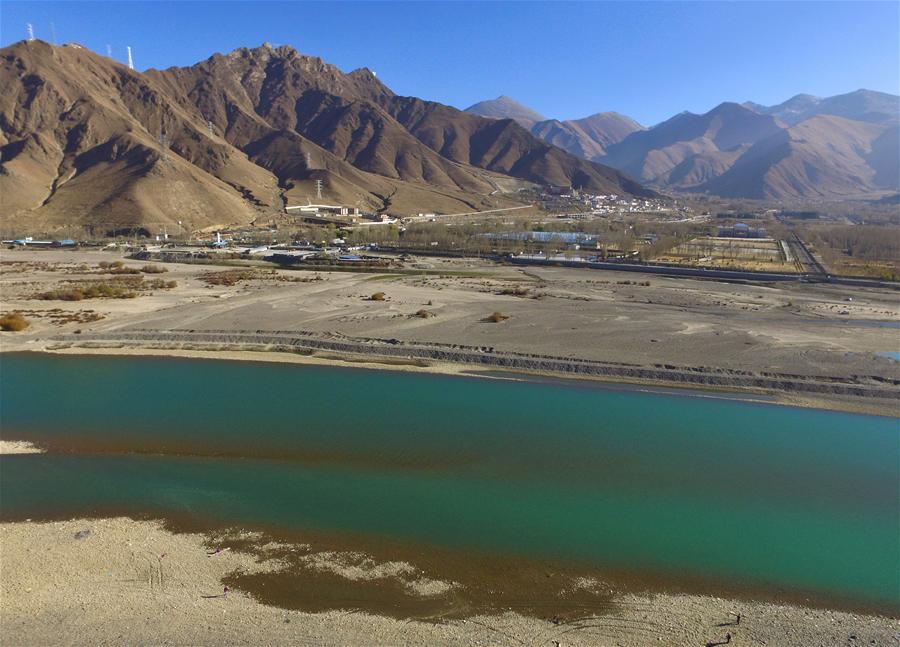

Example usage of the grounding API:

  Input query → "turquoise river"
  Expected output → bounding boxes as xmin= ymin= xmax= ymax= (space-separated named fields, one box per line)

xmin=1 ymin=353 xmax=897 ymax=610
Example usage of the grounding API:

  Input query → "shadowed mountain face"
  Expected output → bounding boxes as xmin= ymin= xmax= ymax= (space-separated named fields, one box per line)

xmin=464 ymin=98 xmax=644 ymax=162
xmin=599 ymin=95 xmax=899 ymax=200
xmin=0 ymin=42 xmax=651 ymax=232
xmin=599 ymin=91 xmax=899 ymax=199
xmin=469 ymin=89 xmax=899 ymax=200
xmin=530 ymin=113 xmax=645 ymax=161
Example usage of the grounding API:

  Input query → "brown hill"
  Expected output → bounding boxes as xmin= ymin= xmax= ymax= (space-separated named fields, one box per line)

xmin=1 ymin=41 xmax=652 ymax=234
xmin=0 ymin=41 xmax=276 ymax=232
xmin=599 ymin=102 xmax=785 ymax=184
xmin=464 ymin=96 xmax=547 ymax=128
xmin=701 ymin=115 xmax=899 ymax=200
xmin=531 ymin=112 xmax=644 ymax=161
xmin=592 ymin=98 xmax=899 ymax=200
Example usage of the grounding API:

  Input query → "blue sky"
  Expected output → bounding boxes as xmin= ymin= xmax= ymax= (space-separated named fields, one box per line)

xmin=2 ymin=1 xmax=898 ymax=125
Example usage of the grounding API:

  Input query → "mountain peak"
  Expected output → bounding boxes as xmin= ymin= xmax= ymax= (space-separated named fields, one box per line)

xmin=464 ymin=96 xmax=546 ymax=126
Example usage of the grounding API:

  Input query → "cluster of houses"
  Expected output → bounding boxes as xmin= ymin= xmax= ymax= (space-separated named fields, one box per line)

xmin=285 ymin=203 xmax=397 ymax=225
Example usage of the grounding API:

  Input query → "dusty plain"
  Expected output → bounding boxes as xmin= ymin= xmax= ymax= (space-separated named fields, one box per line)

xmin=1 ymin=248 xmax=898 ymax=645
xmin=1 ymin=248 xmax=898 ymax=414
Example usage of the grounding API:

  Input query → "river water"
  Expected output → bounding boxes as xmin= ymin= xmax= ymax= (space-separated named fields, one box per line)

xmin=1 ymin=352 xmax=897 ymax=609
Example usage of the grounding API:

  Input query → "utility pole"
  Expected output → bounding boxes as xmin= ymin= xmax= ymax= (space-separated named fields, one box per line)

xmin=159 ymin=132 xmax=169 ymax=162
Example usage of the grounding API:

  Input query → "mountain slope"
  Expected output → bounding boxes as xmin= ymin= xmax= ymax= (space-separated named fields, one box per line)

xmin=1 ymin=42 xmax=653 ymax=231
xmin=701 ymin=115 xmax=899 ymax=200
xmin=0 ymin=40 xmax=277 ymax=231
xmin=748 ymin=90 xmax=899 ymax=126
xmin=599 ymin=102 xmax=785 ymax=184
xmin=151 ymin=44 xmax=650 ymax=198
xmin=531 ymin=112 xmax=644 ymax=161
xmin=380 ymin=97 xmax=653 ymax=196
xmin=464 ymin=96 xmax=546 ymax=128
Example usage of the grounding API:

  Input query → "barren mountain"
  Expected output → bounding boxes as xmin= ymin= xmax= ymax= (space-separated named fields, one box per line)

xmin=593 ymin=95 xmax=899 ymax=199
xmin=464 ymin=96 xmax=547 ymax=128
xmin=531 ymin=112 xmax=644 ymax=161
xmin=746 ymin=89 xmax=899 ymax=126
xmin=702 ymin=115 xmax=900 ymax=200
xmin=1 ymin=42 xmax=650 ymax=233
xmin=599 ymin=102 xmax=785 ymax=184
xmin=465 ymin=97 xmax=645 ymax=162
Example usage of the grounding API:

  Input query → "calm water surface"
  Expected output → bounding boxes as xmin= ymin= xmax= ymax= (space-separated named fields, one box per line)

xmin=1 ymin=353 xmax=897 ymax=608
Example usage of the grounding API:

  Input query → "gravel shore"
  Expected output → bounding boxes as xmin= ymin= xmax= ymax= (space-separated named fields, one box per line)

xmin=2 ymin=517 xmax=896 ymax=646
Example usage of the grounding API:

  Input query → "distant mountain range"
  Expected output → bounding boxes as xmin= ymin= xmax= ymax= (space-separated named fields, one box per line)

xmin=465 ymin=90 xmax=899 ymax=200
xmin=0 ymin=42 xmax=651 ymax=232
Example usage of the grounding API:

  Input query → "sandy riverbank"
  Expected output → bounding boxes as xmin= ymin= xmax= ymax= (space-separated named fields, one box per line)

xmin=9 ymin=340 xmax=895 ymax=417
xmin=1 ymin=517 xmax=896 ymax=646
xmin=2 ymin=249 xmax=898 ymax=416
xmin=0 ymin=439 xmax=45 ymax=454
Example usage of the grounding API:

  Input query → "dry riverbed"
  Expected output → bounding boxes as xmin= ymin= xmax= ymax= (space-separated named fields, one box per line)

xmin=1 ymin=517 xmax=896 ymax=646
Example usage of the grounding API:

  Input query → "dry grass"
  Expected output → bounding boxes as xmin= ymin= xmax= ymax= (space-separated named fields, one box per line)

xmin=33 ymin=277 xmax=176 ymax=301
xmin=0 ymin=312 xmax=30 ymax=331
xmin=200 ymin=270 xmax=258 ymax=286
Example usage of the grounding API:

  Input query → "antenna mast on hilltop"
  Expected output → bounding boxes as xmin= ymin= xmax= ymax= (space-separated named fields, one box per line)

xmin=106 ymin=44 xmax=112 ymax=58
xmin=315 ymin=179 xmax=323 ymax=200
xmin=159 ymin=131 xmax=169 ymax=162
xmin=127 ymin=46 xmax=134 ymax=70
xmin=26 ymin=23 xmax=35 ymax=41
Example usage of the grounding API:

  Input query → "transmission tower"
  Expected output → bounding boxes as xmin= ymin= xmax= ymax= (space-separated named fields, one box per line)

xmin=159 ymin=132 xmax=169 ymax=162
xmin=207 ymin=120 xmax=214 ymax=137
xmin=306 ymin=151 xmax=312 ymax=168
xmin=26 ymin=23 xmax=34 ymax=41
xmin=315 ymin=179 xmax=323 ymax=200
xmin=106 ymin=44 xmax=112 ymax=58
xmin=50 ymin=22 xmax=57 ymax=45
xmin=127 ymin=46 xmax=134 ymax=70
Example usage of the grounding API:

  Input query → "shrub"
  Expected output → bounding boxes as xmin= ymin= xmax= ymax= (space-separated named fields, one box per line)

xmin=141 ymin=264 xmax=168 ymax=274
xmin=499 ymin=286 xmax=529 ymax=297
xmin=0 ymin=312 xmax=30 ymax=331
xmin=415 ymin=309 xmax=434 ymax=318
xmin=486 ymin=311 xmax=510 ymax=323
xmin=370 ymin=292 xmax=386 ymax=301
xmin=147 ymin=279 xmax=177 ymax=289
xmin=200 ymin=270 xmax=257 ymax=286
xmin=108 ymin=266 xmax=141 ymax=275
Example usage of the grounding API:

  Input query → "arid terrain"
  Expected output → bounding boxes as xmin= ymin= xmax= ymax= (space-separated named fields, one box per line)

xmin=2 ymin=249 xmax=899 ymax=645
xmin=1 ymin=248 xmax=898 ymax=415
xmin=1 ymin=513 xmax=897 ymax=647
